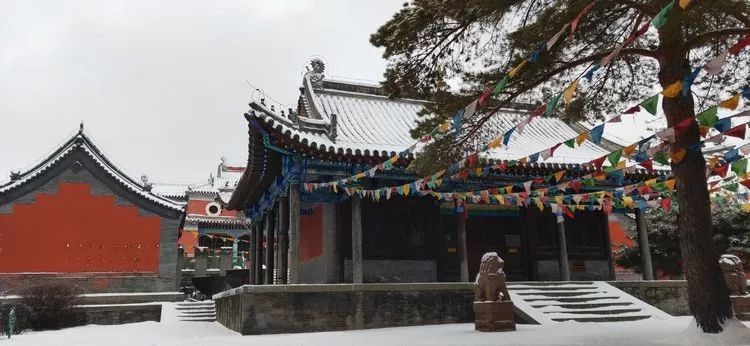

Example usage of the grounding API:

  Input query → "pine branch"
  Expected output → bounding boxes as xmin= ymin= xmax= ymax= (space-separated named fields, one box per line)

xmin=685 ymin=27 xmax=750 ymax=49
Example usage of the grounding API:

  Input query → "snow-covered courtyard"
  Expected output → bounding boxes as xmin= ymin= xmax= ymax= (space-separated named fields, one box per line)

xmin=4 ymin=304 xmax=750 ymax=346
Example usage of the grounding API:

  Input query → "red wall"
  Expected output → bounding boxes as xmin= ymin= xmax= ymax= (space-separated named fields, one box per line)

xmin=186 ymin=199 xmax=238 ymax=217
xmin=299 ymin=204 xmax=323 ymax=261
xmin=0 ymin=182 xmax=162 ymax=273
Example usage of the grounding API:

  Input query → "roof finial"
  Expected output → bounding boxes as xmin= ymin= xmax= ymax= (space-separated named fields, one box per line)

xmin=79 ymin=121 xmax=84 ymax=133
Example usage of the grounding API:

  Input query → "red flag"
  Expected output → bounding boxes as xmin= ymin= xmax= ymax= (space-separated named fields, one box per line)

xmin=623 ymin=23 xmax=650 ymax=46
xmin=549 ymin=143 xmax=563 ymax=157
xmin=729 ymin=34 xmax=750 ymax=55
xmin=571 ymin=2 xmax=596 ymax=35
xmin=478 ymin=87 xmax=493 ymax=107
xmin=467 ymin=153 xmax=479 ymax=167
xmin=459 ymin=170 xmax=469 ymax=180
xmin=674 ymin=117 xmax=694 ymax=136
xmin=592 ymin=155 xmax=607 ymax=170
xmin=603 ymin=205 xmax=613 ymax=214
xmin=569 ymin=180 xmax=582 ymax=193
xmin=624 ymin=105 xmax=641 ymax=114
xmin=741 ymin=180 xmax=750 ymax=190
xmin=639 ymin=159 xmax=654 ymax=173
xmin=724 ymin=124 xmax=747 ymax=139
xmin=562 ymin=206 xmax=576 ymax=219
xmin=661 ymin=198 xmax=672 ymax=213
xmin=712 ymin=163 xmax=729 ymax=178
xmin=637 ymin=185 xmax=653 ymax=195
xmin=531 ymin=104 xmax=546 ymax=117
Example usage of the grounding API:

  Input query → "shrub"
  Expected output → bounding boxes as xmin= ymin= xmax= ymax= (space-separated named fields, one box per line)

xmin=0 ymin=303 xmax=32 ymax=336
xmin=20 ymin=283 xmax=82 ymax=330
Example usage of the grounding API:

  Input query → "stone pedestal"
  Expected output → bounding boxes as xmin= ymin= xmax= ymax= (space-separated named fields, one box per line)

xmin=731 ymin=295 xmax=750 ymax=321
xmin=473 ymin=301 xmax=516 ymax=332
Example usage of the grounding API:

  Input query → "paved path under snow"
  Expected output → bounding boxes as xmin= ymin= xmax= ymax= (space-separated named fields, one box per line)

xmin=3 ymin=304 xmax=749 ymax=345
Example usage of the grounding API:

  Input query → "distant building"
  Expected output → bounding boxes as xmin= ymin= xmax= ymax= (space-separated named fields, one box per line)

xmin=0 ymin=127 xmax=184 ymax=293
xmin=226 ymin=61 xmax=666 ymax=285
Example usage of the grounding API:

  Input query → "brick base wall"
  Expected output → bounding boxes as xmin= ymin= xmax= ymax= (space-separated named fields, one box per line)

xmin=0 ymin=273 xmax=175 ymax=294
xmin=609 ymin=281 xmax=690 ymax=316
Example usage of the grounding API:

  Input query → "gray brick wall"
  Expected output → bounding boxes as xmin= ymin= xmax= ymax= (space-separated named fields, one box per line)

xmin=609 ymin=280 xmax=690 ymax=316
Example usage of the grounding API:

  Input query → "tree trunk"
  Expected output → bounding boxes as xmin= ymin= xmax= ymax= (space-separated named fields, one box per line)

xmin=658 ymin=7 xmax=733 ymax=333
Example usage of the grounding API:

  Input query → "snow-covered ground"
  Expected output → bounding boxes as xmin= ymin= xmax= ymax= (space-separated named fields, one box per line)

xmin=3 ymin=303 xmax=749 ymax=346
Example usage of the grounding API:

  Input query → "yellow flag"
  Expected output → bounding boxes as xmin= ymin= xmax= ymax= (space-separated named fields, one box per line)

xmin=554 ymin=170 xmax=566 ymax=182
xmin=536 ymin=199 xmax=545 ymax=211
xmin=708 ymin=157 xmax=719 ymax=169
xmin=661 ymin=81 xmax=683 ymax=98
xmin=576 ymin=132 xmax=587 ymax=145
xmin=616 ymin=160 xmax=626 ymax=170
xmin=504 ymin=186 xmax=513 ymax=194
xmin=403 ymin=184 xmax=410 ymax=195
xmin=495 ymin=195 xmax=505 ymax=205
xmin=700 ymin=126 xmax=710 ymax=138
xmin=742 ymin=203 xmax=750 ymax=213
xmin=623 ymin=144 xmax=637 ymax=157
xmin=508 ymin=60 xmax=528 ymax=78
xmin=434 ymin=178 xmax=443 ymax=187
xmin=622 ymin=196 xmax=634 ymax=208
xmin=388 ymin=155 xmax=399 ymax=164
xmin=576 ymin=205 xmax=585 ymax=211
xmin=519 ymin=157 xmax=528 ymax=165
xmin=563 ymin=79 xmax=580 ymax=105
xmin=645 ymin=178 xmax=658 ymax=186
xmin=555 ymin=195 xmax=563 ymax=205
xmin=671 ymin=148 xmax=687 ymax=164
xmin=488 ymin=138 xmax=503 ymax=149
xmin=355 ymin=172 xmax=366 ymax=180
xmin=332 ymin=182 xmax=338 ymax=193
xmin=475 ymin=168 xmax=483 ymax=176
xmin=719 ymin=94 xmax=740 ymax=110
xmin=439 ymin=121 xmax=450 ymax=132
xmin=665 ymin=179 xmax=676 ymax=191
xmin=679 ymin=0 xmax=692 ymax=9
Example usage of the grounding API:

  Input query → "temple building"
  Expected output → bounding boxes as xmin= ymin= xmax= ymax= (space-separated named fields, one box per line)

xmin=226 ymin=61 xmax=665 ymax=285
xmin=0 ymin=126 xmax=185 ymax=293
xmin=151 ymin=159 xmax=250 ymax=258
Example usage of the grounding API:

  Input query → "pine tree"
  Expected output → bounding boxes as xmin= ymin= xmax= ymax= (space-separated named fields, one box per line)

xmin=371 ymin=0 xmax=750 ymax=332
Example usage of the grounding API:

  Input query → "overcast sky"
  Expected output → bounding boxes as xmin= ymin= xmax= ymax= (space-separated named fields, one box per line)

xmin=0 ymin=0 xmax=404 ymax=185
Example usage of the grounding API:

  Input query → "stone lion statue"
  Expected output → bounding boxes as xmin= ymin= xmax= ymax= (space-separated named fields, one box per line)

xmin=720 ymin=254 xmax=747 ymax=296
xmin=474 ymin=252 xmax=510 ymax=302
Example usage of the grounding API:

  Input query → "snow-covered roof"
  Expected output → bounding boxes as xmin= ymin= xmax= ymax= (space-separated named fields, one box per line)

xmin=0 ymin=129 xmax=184 ymax=212
xmin=151 ymin=160 xmax=246 ymax=201
xmin=249 ymin=73 xmax=613 ymax=164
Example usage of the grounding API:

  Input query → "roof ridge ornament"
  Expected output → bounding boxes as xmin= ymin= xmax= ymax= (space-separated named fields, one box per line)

xmin=306 ymin=58 xmax=325 ymax=90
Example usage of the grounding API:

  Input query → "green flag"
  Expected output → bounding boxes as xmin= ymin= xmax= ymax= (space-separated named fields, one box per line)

xmin=640 ymin=95 xmax=659 ymax=115
xmin=732 ymin=158 xmax=748 ymax=176
xmin=608 ymin=150 xmax=623 ymax=166
xmin=582 ymin=177 xmax=595 ymax=187
xmin=493 ymin=76 xmax=509 ymax=96
xmin=604 ymin=166 xmax=617 ymax=174
xmin=654 ymin=151 xmax=670 ymax=166
xmin=697 ymin=107 xmax=719 ymax=127
xmin=652 ymin=0 xmax=675 ymax=29
xmin=546 ymin=93 xmax=563 ymax=116
xmin=652 ymin=182 xmax=665 ymax=191
xmin=564 ymin=138 xmax=576 ymax=148
xmin=724 ymin=183 xmax=739 ymax=192
xmin=567 ymin=204 xmax=577 ymax=213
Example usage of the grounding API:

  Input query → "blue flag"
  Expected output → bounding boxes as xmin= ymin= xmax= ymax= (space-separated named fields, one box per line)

xmin=452 ymin=109 xmax=465 ymax=135
xmin=682 ymin=67 xmax=702 ymax=96
xmin=590 ymin=124 xmax=605 ymax=144
xmin=528 ymin=152 xmax=540 ymax=163
xmin=715 ymin=117 xmax=732 ymax=133
xmin=583 ymin=63 xmax=601 ymax=81
xmin=503 ymin=127 xmax=516 ymax=145
xmin=724 ymin=148 xmax=741 ymax=163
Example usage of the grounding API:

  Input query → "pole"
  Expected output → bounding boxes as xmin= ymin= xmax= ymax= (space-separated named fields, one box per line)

xmin=288 ymin=184 xmax=300 ymax=284
xmin=456 ymin=206 xmax=469 ymax=282
xmin=351 ymin=195 xmax=363 ymax=284
xmin=557 ymin=220 xmax=571 ymax=281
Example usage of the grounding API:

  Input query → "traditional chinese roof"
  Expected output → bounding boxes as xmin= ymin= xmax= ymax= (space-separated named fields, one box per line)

xmin=151 ymin=160 xmax=246 ymax=203
xmin=0 ymin=127 xmax=184 ymax=214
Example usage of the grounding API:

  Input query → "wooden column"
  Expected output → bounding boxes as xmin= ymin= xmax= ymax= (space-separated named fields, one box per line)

xmin=635 ymin=208 xmax=655 ymax=280
xmin=288 ymin=184 xmax=300 ymax=284
xmin=351 ymin=195 xmax=363 ymax=284
xmin=249 ymin=224 xmax=257 ymax=285
xmin=255 ymin=216 xmax=264 ymax=285
xmin=264 ymin=208 xmax=275 ymax=285
xmin=278 ymin=195 xmax=289 ymax=284
xmin=557 ymin=220 xmax=571 ymax=281
xmin=456 ymin=207 xmax=469 ymax=282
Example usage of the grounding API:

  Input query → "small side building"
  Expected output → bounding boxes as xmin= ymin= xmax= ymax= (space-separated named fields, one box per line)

xmin=0 ymin=127 xmax=185 ymax=293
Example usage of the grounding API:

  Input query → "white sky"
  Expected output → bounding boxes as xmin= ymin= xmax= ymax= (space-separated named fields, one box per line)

xmin=0 ymin=0 xmax=405 ymax=184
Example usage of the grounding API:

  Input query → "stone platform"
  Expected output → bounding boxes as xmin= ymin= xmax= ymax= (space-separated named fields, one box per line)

xmin=732 ymin=295 xmax=750 ymax=321
xmin=474 ymin=301 xmax=515 ymax=332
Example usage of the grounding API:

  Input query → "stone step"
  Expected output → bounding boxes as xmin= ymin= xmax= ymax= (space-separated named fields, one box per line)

xmin=175 ymin=306 xmax=215 ymax=311
xmin=542 ymin=308 xmax=642 ymax=315
xmin=515 ymin=291 xmax=604 ymax=297
xmin=510 ymin=286 xmax=597 ymax=291
xmin=508 ymin=281 xmax=593 ymax=287
xmin=178 ymin=312 xmax=216 ymax=318
xmin=179 ymin=317 xmax=217 ymax=322
xmin=551 ymin=315 xmax=651 ymax=323
xmin=736 ymin=312 xmax=750 ymax=321
xmin=522 ymin=296 xmax=621 ymax=303
xmin=530 ymin=302 xmax=633 ymax=309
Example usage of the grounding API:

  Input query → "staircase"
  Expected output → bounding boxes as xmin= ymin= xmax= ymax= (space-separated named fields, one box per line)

xmin=175 ymin=300 xmax=216 ymax=322
xmin=508 ymin=281 xmax=673 ymax=324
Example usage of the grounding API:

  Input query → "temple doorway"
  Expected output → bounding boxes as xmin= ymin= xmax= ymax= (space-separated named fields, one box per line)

xmin=467 ymin=214 xmax=528 ymax=281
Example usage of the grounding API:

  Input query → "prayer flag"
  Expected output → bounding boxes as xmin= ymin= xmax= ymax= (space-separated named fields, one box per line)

xmin=725 ymin=124 xmax=747 ymax=139
xmin=590 ymin=124 xmax=605 ymax=144
xmin=554 ymin=170 xmax=566 ymax=182
xmin=452 ymin=109 xmax=464 ymax=135
xmin=656 ymin=128 xmax=676 ymax=142
xmin=576 ymin=132 xmax=587 ymax=145
xmin=661 ymin=81 xmax=683 ymax=98
xmin=654 ymin=151 xmax=670 ymax=166
xmin=713 ymin=163 xmax=730 ymax=178
xmin=563 ymin=79 xmax=580 ymax=105
xmin=719 ymin=94 xmax=741 ymax=110
xmin=608 ymin=150 xmax=623 ymax=166
xmin=550 ymin=143 xmax=563 ymax=157
xmin=503 ymin=127 xmax=516 ymax=145
xmin=682 ymin=67 xmax=702 ymax=96
xmin=729 ymin=34 xmax=750 ymax=55
xmin=464 ymin=99 xmax=479 ymax=119
xmin=661 ymin=198 xmax=672 ymax=213
xmin=571 ymin=2 xmax=596 ymax=35
xmin=546 ymin=93 xmax=563 ymax=116
xmin=674 ymin=117 xmax=694 ymax=136
xmin=624 ymin=105 xmax=640 ymax=114
xmin=508 ymin=60 xmax=527 ymax=78
xmin=704 ymin=51 xmax=728 ymax=75
xmin=639 ymin=159 xmax=654 ymax=172
xmin=697 ymin=107 xmax=718 ymax=127
xmin=665 ymin=179 xmax=676 ymax=191
xmin=564 ymin=138 xmax=576 ymax=148
xmin=714 ymin=117 xmax=732 ymax=133
xmin=493 ymin=76 xmax=509 ymax=96
xmin=732 ymin=158 xmax=748 ymax=177
xmin=623 ymin=143 xmax=637 ymax=157
xmin=583 ymin=63 xmax=600 ymax=81
xmin=678 ymin=0 xmax=691 ymax=9
xmin=528 ymin=152 xmax=540 ymax=163
xmin=592 ymin=155 xmax=607 ymax=170
xmin=651 ymin=0 xmax=675 ymax=29
xmin=478 ymin=87 xmax=493 ymax=107
xmin=547 ymin=23 xmax=570 ymax=49
xmin=640 ymin=95 xmax=659 ymax=115
xmin=671 ymin=148 xmax=687 ymax=164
